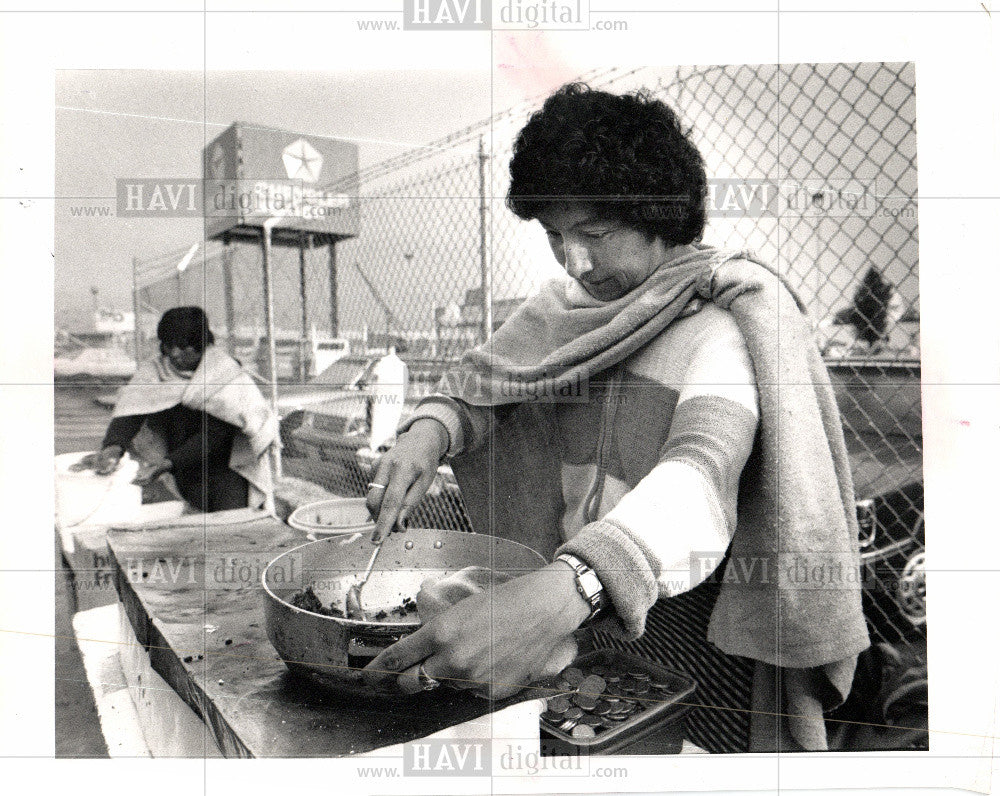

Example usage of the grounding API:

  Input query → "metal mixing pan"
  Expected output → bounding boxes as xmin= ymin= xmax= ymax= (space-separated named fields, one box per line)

xmin=262 ymin=528 xmax=547 ymax=699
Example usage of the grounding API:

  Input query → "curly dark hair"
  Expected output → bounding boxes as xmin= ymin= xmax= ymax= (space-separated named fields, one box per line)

xmin=506 ymin=82 xmax=707 ymax=245
xmin=157 ymin=306 xmax=215 ymax=353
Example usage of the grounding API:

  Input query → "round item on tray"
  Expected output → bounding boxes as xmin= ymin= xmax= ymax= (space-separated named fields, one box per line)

xmin=578 ymin=674 xmax=606 ymax=695
xmin=548 ymin=695 xmax=571 ymax=714
xmin=540 ymin=657 xmax=682 ymax=741
xmin=562 ymin=667 xmax=584 ymax=686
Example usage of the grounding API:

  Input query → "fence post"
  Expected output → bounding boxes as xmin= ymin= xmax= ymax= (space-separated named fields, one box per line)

xmin=477 ymin=136 xmax=492 ymax=342
xmin=328 ymin=241 xmax=339 ymax=337
xmin=221 ymin=237 xmax=236 ymax=357
xmin=261 ymin=220 xmax=282 ymax=479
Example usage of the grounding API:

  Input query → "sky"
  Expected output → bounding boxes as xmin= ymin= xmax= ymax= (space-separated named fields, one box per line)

xmin=54 ymin=67 xmax=569 ymax=330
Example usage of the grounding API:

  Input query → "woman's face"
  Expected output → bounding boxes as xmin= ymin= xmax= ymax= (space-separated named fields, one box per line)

xmin=162 ymin=343 xmax=202 ymax=372
xmin=536 ymin=204 xmax=672 ymax=301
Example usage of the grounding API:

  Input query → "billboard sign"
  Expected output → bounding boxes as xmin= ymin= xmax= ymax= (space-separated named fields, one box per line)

xmin=203 ymin=122 xmax=360 ymax=242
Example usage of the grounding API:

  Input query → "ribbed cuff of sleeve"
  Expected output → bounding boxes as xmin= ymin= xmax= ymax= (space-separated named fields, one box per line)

xmin=397 ymin=396 xmax=466 ymax=456
xmin=555 ymin=518 xmax=662 ymax=641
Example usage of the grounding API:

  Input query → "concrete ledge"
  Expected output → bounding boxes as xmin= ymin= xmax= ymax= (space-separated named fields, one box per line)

xmin=72 ymin=604 xmax=150 ymax=758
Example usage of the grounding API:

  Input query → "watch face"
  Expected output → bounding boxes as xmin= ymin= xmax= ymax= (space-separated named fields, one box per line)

xmin=579 ymin=569 xmax=603 ymax=594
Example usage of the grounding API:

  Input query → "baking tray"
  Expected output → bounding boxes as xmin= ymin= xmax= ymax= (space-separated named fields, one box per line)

xmin=540 ymin=648 xmax=696 ymax=756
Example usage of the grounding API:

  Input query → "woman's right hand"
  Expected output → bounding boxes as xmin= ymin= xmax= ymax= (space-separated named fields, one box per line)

xmin=70 ymin=445 xmax=123 ymax=475
xmin=365 ymin=419 xmax=449 ymax=543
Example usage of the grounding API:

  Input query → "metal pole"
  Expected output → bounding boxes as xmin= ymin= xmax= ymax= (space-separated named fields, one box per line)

xmin=131 ymin=258 xmax=142 ymax=363
xmin=221 ymin=238 xmax=237 ymax=357
xmin=477 ymin=136 xmax=492 ymax=343
xmin=298 ymin=232 xmax=311 ymax=381
xmin=261 ymin=220 xmax=282 ymax=479
xmin=328 ymin=241 xmax=339 ymax=337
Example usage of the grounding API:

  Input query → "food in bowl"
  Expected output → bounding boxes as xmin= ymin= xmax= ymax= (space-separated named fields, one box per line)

xmin=289 ymin=585 xmax=419 ymax=623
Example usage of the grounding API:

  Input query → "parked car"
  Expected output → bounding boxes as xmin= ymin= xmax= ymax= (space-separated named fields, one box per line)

xmin=274 ymin=353 xmax=375 ymax=437
xmin=312 ymin=338 xmax=351 ymax=373
xmin=54 ymin=347 xmax=137 ymax=381
xmin=277 ymin=355 xmax=379 ymax=416
xmin=830 ymin=359 xmax=925 ymax=644
xmin=855 ymin=482 xmax=925 ymax=644
xmin=283 ymin=394 xmax=469 ymax=532
xmin=282 ymin=393 xmax=372 ymax=487
xmin=252 ymin=334 xmax=353 ymax=383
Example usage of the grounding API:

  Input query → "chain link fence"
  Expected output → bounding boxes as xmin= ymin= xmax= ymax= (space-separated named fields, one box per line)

xmin=135 ymin=62 xmax=922 ymax=649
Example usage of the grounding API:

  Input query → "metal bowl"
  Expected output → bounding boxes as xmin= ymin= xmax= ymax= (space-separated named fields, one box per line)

xmin=262 ymin=529 xmax=547 ymax=699
xmin=286 ymin=497 xmax=374 ymax=540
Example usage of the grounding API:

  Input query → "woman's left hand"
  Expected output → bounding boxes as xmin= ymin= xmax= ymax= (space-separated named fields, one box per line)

xmin=362 ymin=562 xmax=591 ymax=698
xmin=132 ymin=459 xmax=171 ymax=486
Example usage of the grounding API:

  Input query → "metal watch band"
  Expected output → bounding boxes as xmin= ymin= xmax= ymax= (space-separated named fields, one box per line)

xmin=555 ymin=553 xmax=607 ymax=624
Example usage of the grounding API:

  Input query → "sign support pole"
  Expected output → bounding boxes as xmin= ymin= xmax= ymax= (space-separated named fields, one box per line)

xmin=298 ymin=232 xmax=311 ymax=382
xmin=221 ymin=236 xmax=237 ymax=357
xmin=261 ymin=219 xmax=282 ymax=479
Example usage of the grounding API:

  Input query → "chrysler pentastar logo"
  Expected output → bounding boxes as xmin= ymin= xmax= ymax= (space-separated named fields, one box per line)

xmin=282 ymin=138 xmax=323 ymax=183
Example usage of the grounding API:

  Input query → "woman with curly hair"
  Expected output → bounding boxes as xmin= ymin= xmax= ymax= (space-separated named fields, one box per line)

xmin=362 ymin=83 xmax=868 ymax=753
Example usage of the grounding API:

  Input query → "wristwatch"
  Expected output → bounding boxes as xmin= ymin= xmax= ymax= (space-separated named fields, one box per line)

xmin=555 ymin=553 xmax=607 ymax=625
